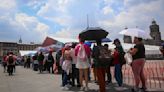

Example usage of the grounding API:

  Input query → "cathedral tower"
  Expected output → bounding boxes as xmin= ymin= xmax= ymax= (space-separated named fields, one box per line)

xmin=123 ymin=27 xmax=132 ymax=43
xmin=150 ymin=19 xmax=161 ymax=41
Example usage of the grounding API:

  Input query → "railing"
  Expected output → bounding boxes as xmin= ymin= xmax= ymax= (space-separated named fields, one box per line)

xmin=119 ymin=60 xmax=164 ymax=89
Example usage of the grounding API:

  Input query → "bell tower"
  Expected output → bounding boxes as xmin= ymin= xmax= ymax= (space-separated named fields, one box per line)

xmin=123 ymin=27 xmax=132 ymax=43
xmin=150 ymin=19 xmax=161 ymax=41
xmin=19 ymin=36 xmax=22 ymax=43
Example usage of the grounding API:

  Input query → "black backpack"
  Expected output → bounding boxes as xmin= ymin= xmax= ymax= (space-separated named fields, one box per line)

xmin=8 ymin=56 xmax=14 ymax=64
xmin=98 ymin=46 xmax=112 ymax=66
xmin=118 ymin=51 xmax=126 ymax=65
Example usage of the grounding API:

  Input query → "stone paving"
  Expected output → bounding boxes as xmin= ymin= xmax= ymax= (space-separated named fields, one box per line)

xmin=0 ymin=60 xmax=164 ymax=92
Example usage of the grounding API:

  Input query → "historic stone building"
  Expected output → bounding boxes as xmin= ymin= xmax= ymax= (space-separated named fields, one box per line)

xmin=124 ymin=20 xmax=164 ymax=45
xmin=0 ymin=39 xmax=41 ymax=58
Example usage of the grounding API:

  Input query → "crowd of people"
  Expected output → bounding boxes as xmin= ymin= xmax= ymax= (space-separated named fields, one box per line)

xmin=56 ymin=37 xmax=147 ymax=92
xmin=1 ymin=37 xmax=148 ymax=92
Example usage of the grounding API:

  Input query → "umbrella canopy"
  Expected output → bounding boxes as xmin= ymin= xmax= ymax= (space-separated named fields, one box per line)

xmin=119 ymin=28 xmax=151 ymax=39
xmin=84 ymin=42 xmax=92 ymax=47
xmin=79 ymin=27 xmax=108 ymax=40
xmin=102 ymin=38 xmax=112 ymax=42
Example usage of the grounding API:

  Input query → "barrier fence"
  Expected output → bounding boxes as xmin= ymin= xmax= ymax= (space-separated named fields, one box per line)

xmin=118 ymin=60 xmax=164 ymax=89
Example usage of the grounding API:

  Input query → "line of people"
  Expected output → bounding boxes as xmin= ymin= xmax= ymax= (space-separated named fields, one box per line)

xmin=22 ymin=52 xmax=55 ymax=74
xmin=58 ymin=38 xmax=122 ymax=91
xmin=59 ymin=37 xmax=146 ymax=92
xmin=1 ymin=37 xmax=147 ymax=92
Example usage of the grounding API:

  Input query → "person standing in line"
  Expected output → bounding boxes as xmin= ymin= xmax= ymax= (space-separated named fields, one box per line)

xmin=56 ymin=50 xmax=62 ymax=73
xmin=129 ymin=37 xmax=146 ymax=92
xmin=70 ymin=43 xmax=81 ymax=87
xmin=47 ymin=51 xmax=54 ymax=73
xmin=75 ymin=38 xmax=91 ymax=91
xmin=37 ymin=52 xmax=44 ymax=73
xmin=2 ymin=53 xmax=8 ymax=73
xmin=26 ymin=56 xmax=31 ymax=68
xmin=32 ymin=53 xmax=39 ymax=71
xmin=24 ymin=56 xmax=27 ymax=68
xmin=21 ymin=56 xmax=25 ymax=66
xmin=91 ymin=44 xmax=97 ymax=83
xmin=104 ymin=44 xmax=112 ymax=84
xmin=61 ymin=45 xmax=72 ymax=90
xmin=6 ymin=52 xmax=16 ymax=76
xmin=112 ymin=39 xmax=125 ymax=89
xmin=92 ymin=40 xmax=111 ymax=92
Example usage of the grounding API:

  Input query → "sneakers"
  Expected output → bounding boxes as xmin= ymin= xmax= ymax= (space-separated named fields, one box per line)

xmin=80 ymin=86 xmax=89 ymax=91
xmin=61 ymin=86 xmax=69 ymax=91
xmin=80 ymin=86 xmax=85 ymax=91
xmin=140 ymin=87 xmax=147 ymax=92
xmin=84 ymin=87 xmax=89 ymax=91
xmin=115 ymin=86 xmax=127 ymax=91
xmin=66 ymin=84 xmax=72 ymax=88
xmin=131 ymin=87 xmax=139 ymax=92
xmin=61 ymin=84 xmax=71 ymax=91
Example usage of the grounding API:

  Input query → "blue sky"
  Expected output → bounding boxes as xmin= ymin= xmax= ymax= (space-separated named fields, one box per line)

xmin=0 ymin=0 xmax=164 ymax=43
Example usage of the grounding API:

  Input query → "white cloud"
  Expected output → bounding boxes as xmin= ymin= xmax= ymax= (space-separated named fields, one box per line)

xmin=53 ymin=27 xmax=81 ymax=39
xmin=102 ymin=6 xmax=114 ymax=15
xmin=0 ymin=13 xmax=49 ymax=43
xmin=99 ymin=0 xmax=164 ymax=40
xmin=104 ymin=0 xmax=114 ymax=5
xmin=37 ymin=0 xmax=73 ymax=26
xmin=35 ymin=22 xmax=49 ymax=32
xmin=0 ymin=0 xmax=16 ymax=10
xmin=37 ymin=0 xmax=72 ymax=15
xmin=14 ymin=13 xmax=49 ymax=42
xmin=0 ymin=0 xmax=17 ymax=16
xmin=1 ymin=0 xmax=164 ymax=43
xmin=15 ymin=13 xmax=38 ymax=31
xmin=27 ymin=0 xmax=46 ymax=10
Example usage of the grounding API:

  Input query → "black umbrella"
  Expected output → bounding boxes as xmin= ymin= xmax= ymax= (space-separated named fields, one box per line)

xmin=79 ymin=27 xmax=109 ymax=40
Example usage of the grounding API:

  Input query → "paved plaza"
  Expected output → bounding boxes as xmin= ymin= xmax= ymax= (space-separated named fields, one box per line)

xmin=0 ymin=60 xmax=164 ymax=92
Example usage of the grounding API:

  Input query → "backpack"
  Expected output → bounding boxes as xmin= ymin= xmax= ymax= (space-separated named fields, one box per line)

xmin=47 ymin=55 xmax=52 ymax=62
xmin=77 ymin=44 xmax=88 ymax=62
xmin=8 ymin=56 xmax=14 ymax=64
xmin=98 ymin=46 xmax=112 ymax=65
xmin=118 ymin=51 xmax=126 ymax=65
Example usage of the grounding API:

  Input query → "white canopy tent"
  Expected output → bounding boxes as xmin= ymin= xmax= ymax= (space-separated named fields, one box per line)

xmin=101 ymin=42 xmax=161 ymax=55
xmin=19 ymin=50 xmax=37 ymax=56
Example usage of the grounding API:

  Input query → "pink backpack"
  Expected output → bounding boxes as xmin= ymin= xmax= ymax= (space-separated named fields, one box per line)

xmin=77 ymin=44 xmax=87 ymax=61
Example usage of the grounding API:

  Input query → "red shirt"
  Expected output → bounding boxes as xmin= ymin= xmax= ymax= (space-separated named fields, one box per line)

xmin=112 ymin=50 xmax=120 ymax=65
xmin=75 ymin=43 xmax=91 ymax=57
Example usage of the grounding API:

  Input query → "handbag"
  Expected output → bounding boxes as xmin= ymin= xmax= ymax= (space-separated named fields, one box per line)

xmin=124 ymin=53 xmax=133 ymax=65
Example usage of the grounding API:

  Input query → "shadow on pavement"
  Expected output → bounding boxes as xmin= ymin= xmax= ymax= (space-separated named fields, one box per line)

xmin=68 ymin=83 xmax=132 ymax=92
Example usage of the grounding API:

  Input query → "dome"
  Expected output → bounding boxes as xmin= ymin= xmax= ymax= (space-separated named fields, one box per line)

xmin=152 ymin=19 xmax=157 ymax=25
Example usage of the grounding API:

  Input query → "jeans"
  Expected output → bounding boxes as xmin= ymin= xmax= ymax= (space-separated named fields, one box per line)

xmin=7 ymin=65 xmax=14 ymax=75
xmin=106 ymin=66 xmax=112 ymax=83
xmin=114 ymin=64 xmax=123 ymax=86
xmin=71 ymin=64 xmax=80 ymax=86
xmin=63 ymin=71 xmax=69 ymax=86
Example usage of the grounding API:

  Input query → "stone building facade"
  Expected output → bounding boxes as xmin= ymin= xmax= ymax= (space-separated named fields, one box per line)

xmin=0 ymin=42 xmax=41 ymax=58
xmin=124 ymin=20 xmax=164 ymax=45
